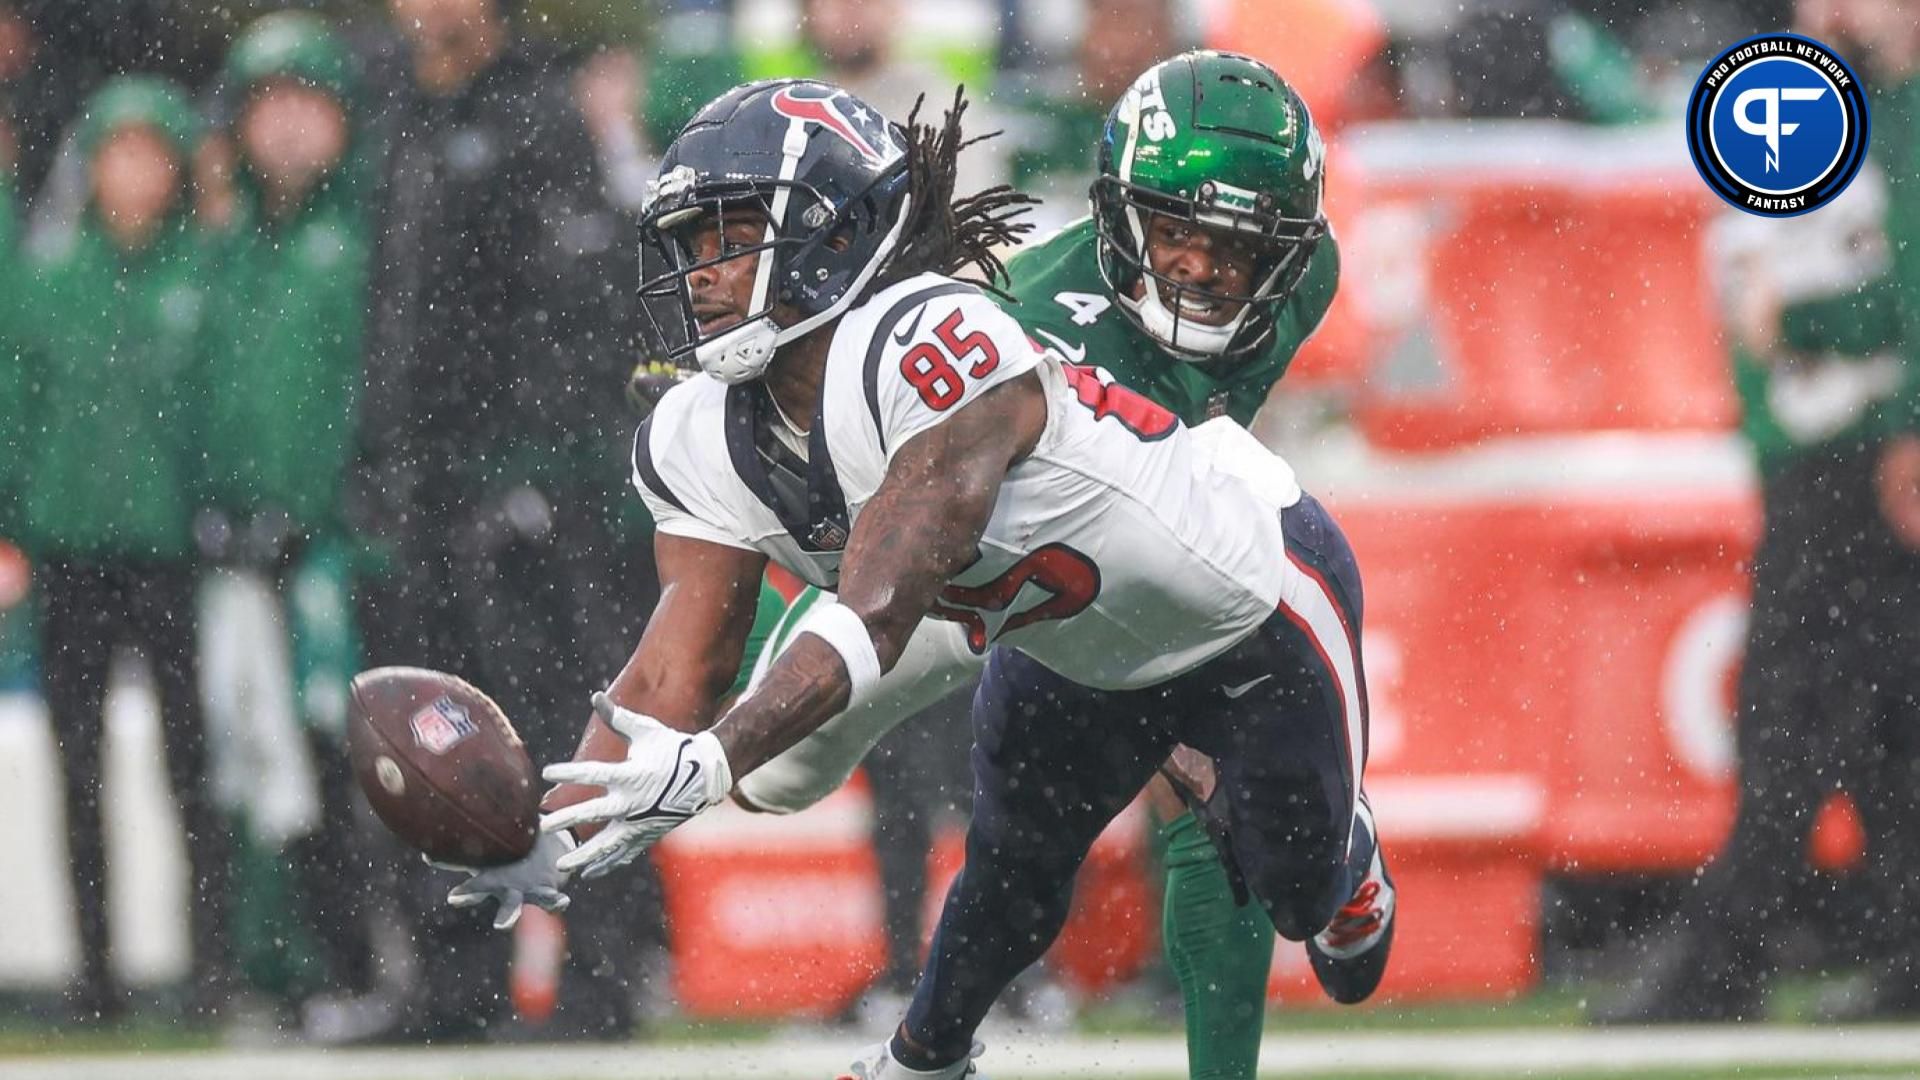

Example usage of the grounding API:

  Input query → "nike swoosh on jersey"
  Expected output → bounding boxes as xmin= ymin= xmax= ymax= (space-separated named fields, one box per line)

xmin=1033 ymin=328 xmax=1087 ymax=365
xmin=1221 ymin=674 xmax=1275 ymax=699
xmin=891 ymin=303 xmax=929 ymax=346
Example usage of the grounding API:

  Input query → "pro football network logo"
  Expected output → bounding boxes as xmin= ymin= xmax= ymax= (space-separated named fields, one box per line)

xmin=410 ymin=695 xmax=479 ymax=755
xmin=1686 ymin=33 xmax=1869 ymax=217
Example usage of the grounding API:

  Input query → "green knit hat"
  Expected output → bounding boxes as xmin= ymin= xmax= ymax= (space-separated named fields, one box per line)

xmin=221 ymin=11 xmax=357 ymax=108
xmin=76 ymin=75 xmax=205 ymax=160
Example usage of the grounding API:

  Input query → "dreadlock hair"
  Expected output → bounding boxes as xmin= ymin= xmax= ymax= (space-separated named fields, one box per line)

xmin=871 ymin=87 xmax=1038 ymax=300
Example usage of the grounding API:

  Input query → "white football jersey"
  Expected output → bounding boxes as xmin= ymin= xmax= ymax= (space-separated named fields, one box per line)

xmin=634 ymin=272 xmax=1302 ymax=690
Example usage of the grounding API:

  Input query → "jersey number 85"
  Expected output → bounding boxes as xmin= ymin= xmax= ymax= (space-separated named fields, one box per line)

xmin=902 ymin=310 xmax=1001 ymax=410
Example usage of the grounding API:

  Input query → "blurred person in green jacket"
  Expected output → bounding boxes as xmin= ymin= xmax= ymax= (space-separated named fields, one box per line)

xmin=0 ymin=120 xmax=21 ymax=533
xmin=201 ymin=12 xmax=367 ymax=550
xmin=1786 ymin=0 xmax=1920 ymax=542
xmin=0 ymin=103 xmax=17 ymax=503
xmin=1594 ymin=0 xmax=1920 ymax=1025
xmin=1002 ymin=0 xmax=1184 ymax=234
xmin=12 ymin=74 xmax=232 ymax=1025
xmin=198 ymin=10 xmax=375 ymax=1010
xmin=0 ymin=121 xmax=32 ymax=694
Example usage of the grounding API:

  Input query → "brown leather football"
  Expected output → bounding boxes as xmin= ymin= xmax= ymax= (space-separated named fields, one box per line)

xmin=348 ymin=666 xmax=540 ymax=867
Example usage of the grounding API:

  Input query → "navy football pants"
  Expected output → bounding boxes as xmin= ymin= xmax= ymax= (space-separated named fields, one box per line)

xmin=902 ymin=495 xmax=1374 ymax=1060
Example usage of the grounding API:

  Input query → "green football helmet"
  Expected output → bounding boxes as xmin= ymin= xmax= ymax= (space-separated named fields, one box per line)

xmin=1093 ymin=50 xmax=1327 ymax=360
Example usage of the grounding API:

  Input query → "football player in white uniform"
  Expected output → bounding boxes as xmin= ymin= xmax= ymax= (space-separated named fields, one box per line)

xmin=447 ymin=81 xmax=1394 ymax=1078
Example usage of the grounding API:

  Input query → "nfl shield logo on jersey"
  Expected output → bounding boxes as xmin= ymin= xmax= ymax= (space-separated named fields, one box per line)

xmin=410 ymin=695 xmax=480 ymax=755
xmin=809 ymin=517 xmax=850 ymax=551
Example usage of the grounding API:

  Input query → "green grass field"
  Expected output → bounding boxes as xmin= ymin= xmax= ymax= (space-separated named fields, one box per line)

xmin=4 ymin=983 xmax=1920 ymax=1079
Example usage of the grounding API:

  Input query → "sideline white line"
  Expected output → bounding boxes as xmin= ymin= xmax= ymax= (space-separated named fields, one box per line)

xmin=6 ymin=1027 xmax=1920 ymax=1080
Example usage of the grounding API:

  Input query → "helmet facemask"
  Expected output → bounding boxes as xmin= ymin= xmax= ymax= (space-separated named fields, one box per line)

xmin=1094 ymin=174 xmax=1324 ymax=361
xmin=636 ymin=148 xmax=910 ymax=385
xmin=637 ymin=176 xmax=812 ymax=384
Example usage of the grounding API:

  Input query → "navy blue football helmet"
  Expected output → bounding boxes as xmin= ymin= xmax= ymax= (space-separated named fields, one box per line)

xmin=637 ymin=79 xmax=912 ymax=383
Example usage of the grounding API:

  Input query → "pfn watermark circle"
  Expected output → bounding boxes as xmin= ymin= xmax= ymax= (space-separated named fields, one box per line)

xmin=1686 ymin=33 xmax=1870 ymax=217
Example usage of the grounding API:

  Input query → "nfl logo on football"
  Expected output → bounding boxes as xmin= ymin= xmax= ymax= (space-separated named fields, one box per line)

xmin=410 ymin=695 xmax=479 ymax=755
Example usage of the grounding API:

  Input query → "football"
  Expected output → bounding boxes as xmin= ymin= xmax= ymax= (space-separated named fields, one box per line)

xmin=347 ymin=666 xmax=540 ymax=867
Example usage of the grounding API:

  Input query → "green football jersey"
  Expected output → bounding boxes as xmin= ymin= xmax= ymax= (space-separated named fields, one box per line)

xmin=1003 ymin=217 xmax=1340 ymax=428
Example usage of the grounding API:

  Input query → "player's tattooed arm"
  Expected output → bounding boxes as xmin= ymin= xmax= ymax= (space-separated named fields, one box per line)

xmin=711 ymin=372 xmax=1049 ymax=777
xmin=539 ymin=533 xmax=765 ymax=827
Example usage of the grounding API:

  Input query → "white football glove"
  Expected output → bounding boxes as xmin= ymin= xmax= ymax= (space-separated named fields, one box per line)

xmin=432 ymin=828 xmax=576 ymax=930
xmin=539 ymin=691 xmax=733 ymax=879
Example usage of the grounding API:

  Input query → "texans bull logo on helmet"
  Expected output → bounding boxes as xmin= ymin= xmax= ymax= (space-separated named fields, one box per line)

xmin=770 ymin=86 xmax=901 ymax=168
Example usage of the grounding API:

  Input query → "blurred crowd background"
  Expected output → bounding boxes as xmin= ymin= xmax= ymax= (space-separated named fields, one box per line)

xmin=2 ymin=0 xmax=1918 ymax=1052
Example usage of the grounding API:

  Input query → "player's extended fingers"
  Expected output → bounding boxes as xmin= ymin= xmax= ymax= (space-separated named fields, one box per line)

xmin=539 ymin=794 xmax=628 ymax=834
xmin=555 ymin=825 xmax=621 ymax=874
xmin=580 ymin=822 xmax=672 ymax=880
xmin=579 ymin=844 xmax=640 ymax=881
xmin=557 ymin=821 xmax=642 ymax=876
xmin=492 ymin=888 xmax=526 ymax=931
xmin=446 ymin=879 xmax=496 ymax=908
xmin=593 ymin=692 xmax=664 ymax=743
xmin=423 ymin=853 xmax=475 ymax=875
xmin=526 ymin=887 xmax=572 ymax=913
xmin=541 ymin=759 xmax=633 ymax=789
xmin=590 ymin=690 xmax=618 ymax=725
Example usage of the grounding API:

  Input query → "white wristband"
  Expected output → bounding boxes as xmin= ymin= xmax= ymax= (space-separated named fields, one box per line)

xmin=792 ymin=600 xmax=882 ymax=699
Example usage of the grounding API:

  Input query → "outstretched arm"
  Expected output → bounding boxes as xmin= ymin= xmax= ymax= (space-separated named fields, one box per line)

xmin=708 ymin=372 xmax=1048 ymax=777
xmin=441 ymin=529 xmax=764 ymax=914
xmin=541 ymin=531 xmax=765 ymax=819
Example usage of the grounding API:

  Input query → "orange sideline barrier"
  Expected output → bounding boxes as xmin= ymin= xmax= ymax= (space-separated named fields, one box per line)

xmin=1304 ymin=125 xmax=1735 ymax=449
xmin=653 ymin=781 xmax=889 ymax=1018
xmin=1267 ymin=463 xmax=1760 ymax=1001
xmin=1537 ymin=496 xmax=1758 ymax=872
xmin=1210 ymin=0 xmax=1385 ymax=133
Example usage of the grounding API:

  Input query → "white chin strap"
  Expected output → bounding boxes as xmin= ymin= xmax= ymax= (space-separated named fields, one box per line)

xmin=1121 ymin=278 xmax=1248 ymax=359
xmin=695 ymin=317 xmax=783 ymax=384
